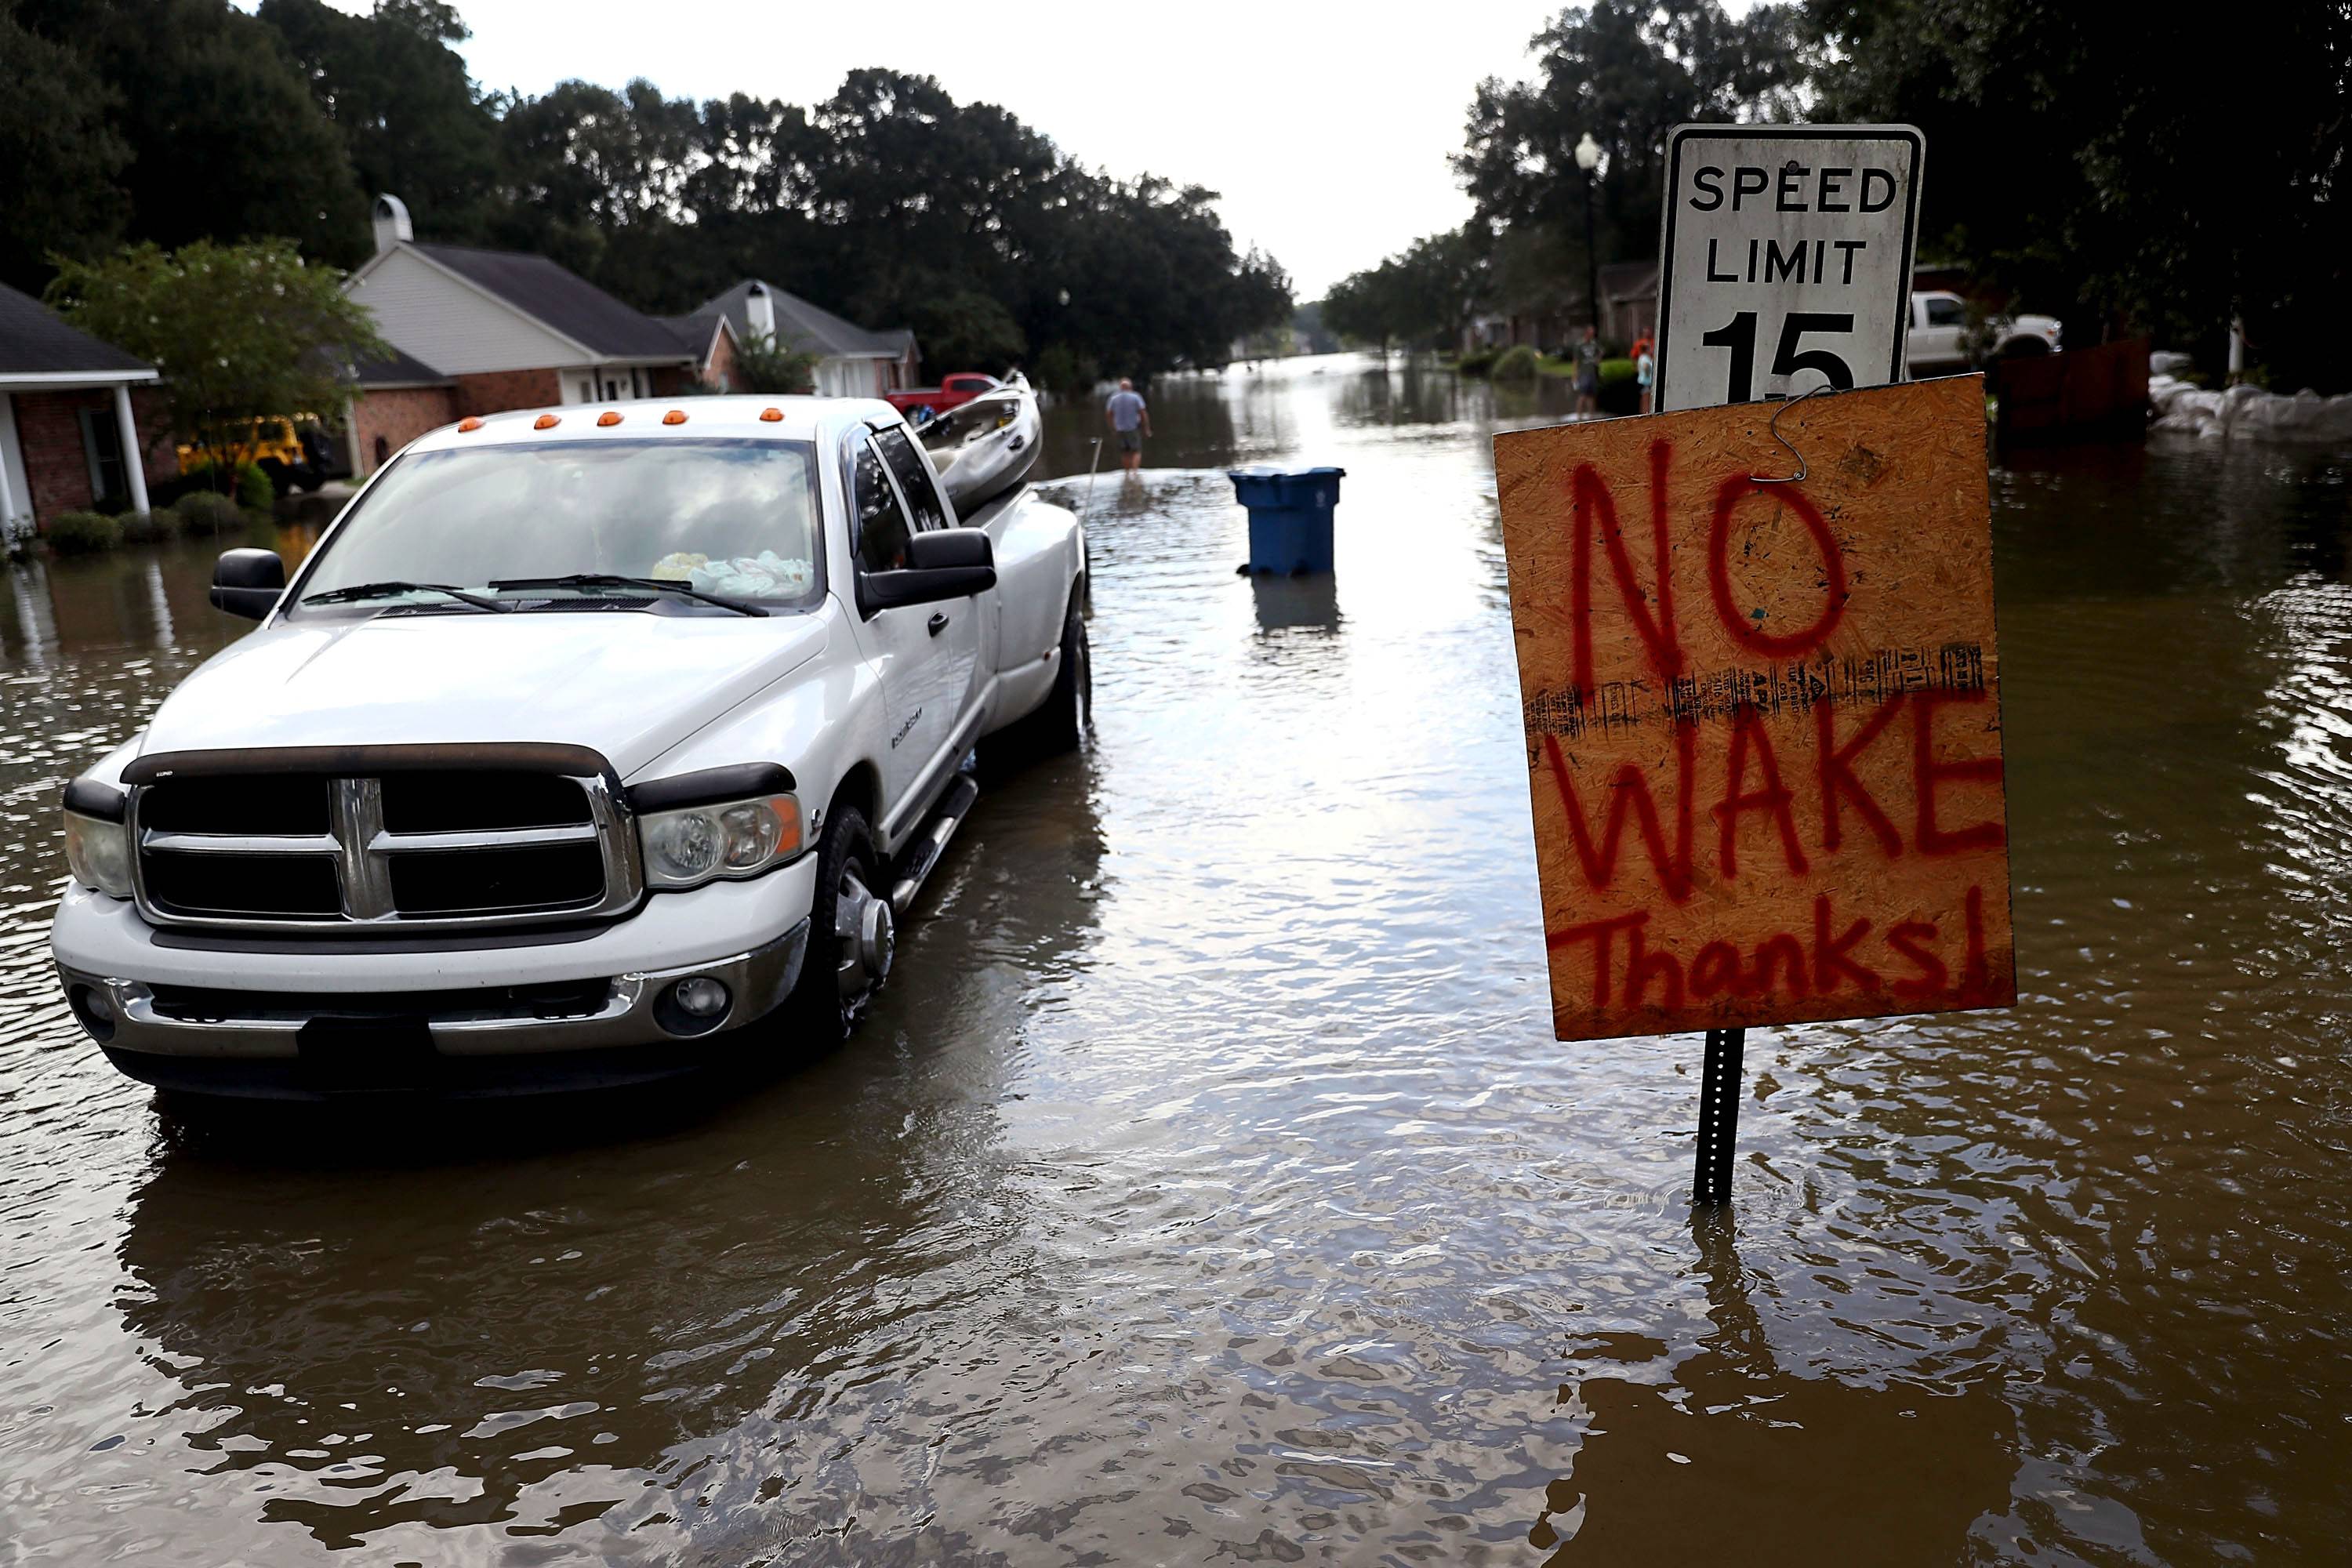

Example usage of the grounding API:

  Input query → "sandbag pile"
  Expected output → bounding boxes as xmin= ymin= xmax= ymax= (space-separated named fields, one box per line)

xmin=2149 ymin=376 xmax=2352 ymax=442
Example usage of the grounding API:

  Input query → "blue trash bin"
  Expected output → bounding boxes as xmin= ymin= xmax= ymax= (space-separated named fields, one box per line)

xmin=1228 ymin=466 xmax=1345 ymax=574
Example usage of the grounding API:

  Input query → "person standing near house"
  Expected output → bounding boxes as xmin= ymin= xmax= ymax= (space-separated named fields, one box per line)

xmin=1105 ymin=378 xmax=1150 ymax=473
xmin=1573 ymin=325 xmax=1602 ymax=419
xmin=1632 ymin=332 xmax=1655 ymax=416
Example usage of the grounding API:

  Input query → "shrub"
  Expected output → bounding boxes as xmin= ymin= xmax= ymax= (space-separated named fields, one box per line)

xmin=1599 ymin=357 xmax=1637 ymax=387
xmin=1455 ymin=348 xmax=1498 ymax=378
xmin=176 ymin=459 xmax=276 ymax=511
xmin=116 ymin=505 xmax=181 ymax=544
xmin=1033 ymin=343 xmax=1100 ymax=395
xmin=48 ymin=510 xmax=122 ymax=555
xmin=1491 ymin=344 xmax=1542 ymax=383
xmin=175 ymin=490 xmax=244 ymax=534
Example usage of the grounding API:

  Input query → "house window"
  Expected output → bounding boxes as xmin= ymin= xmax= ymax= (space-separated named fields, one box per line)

xmin=78 ymin=408 xmax=127 ymax=510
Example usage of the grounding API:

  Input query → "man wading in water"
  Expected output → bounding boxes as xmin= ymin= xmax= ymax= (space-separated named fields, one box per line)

xmin=1105 ymin=379 xmax=1151 ymax=474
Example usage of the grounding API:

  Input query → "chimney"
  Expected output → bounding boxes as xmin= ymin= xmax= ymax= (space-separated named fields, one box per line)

xmin=745 ymin=280 xmax=777 ymax=345
xmin=372 ymin=194 xmax=414 ymax=256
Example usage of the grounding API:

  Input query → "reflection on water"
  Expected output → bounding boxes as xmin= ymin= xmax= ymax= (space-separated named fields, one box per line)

xmin=1 ymin=356 xmax=2349 ymax=1563
xmin=1537 ymin=1213 xmax=2017 ymax=1562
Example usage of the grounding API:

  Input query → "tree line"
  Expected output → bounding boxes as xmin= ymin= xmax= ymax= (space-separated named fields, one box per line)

xmin=1326 ymin=0 xmax=2352 ymax=392
xmin=2 ymin=0 xmax=1291 ymax=381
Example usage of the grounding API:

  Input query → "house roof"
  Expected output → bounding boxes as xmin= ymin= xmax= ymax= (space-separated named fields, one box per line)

xmin=0 ymin=281 xmax=155 ymax=380
xmin=412 ymin=243 xmax=692 ymax=362
xmin=656 ymin=309 xmax=733 ymax=365
xmin=352 ymin=346 xmax=452 ymax=388
xmin=1599 ymin=260 xmax=1660 ymax=303
xmin=699 ymin=280 xmax=910 ymax=361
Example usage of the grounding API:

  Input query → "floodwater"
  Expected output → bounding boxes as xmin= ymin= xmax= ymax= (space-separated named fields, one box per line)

xmin=2 ymin=355 xmax=2349 ymax=1564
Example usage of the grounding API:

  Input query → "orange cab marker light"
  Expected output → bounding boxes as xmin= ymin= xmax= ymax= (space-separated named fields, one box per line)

xmin=534 ymin=413 xmax=561 ymax=430
xmin=662 ymin=409 xmax=688 ymax=425
xmin=456 ymin=416 xmax=483 ymax=432
xmin=597 ymin=410 xmax=622 ymax=426
xmin=759 ymin=407 xmax=784 ymax=422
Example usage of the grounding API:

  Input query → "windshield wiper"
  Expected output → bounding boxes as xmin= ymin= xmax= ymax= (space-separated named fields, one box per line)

xmin=487 ymin=573 xmax=769 ymax=618
xmin=303 ymin=580 xmax=512 ymax=613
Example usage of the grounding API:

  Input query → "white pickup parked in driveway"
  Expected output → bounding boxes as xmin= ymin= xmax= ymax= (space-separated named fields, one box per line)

xmin=50 ymin=395 xmax=1088 ymax=1098
xmin=1907 ymin=289 xmax=2063 ymax=376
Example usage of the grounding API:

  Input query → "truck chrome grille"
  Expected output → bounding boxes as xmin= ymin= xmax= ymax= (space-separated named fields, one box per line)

xmin=129 ymin=762 xmax=639 ymax=932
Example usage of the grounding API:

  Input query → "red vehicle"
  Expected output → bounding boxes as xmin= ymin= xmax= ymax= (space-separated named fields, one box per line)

xmin=884 ymin=373 xmax=1003 ymax=423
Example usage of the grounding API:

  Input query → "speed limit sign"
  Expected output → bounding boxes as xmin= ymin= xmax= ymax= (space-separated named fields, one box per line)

xmin=1653 ymin=125 xmax=1924 ymax=412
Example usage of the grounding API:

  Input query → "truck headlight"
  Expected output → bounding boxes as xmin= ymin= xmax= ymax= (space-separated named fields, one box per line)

xmin=64 ymin=810 xmax=134 ymax=898
xmin=640 ymin=795 xmax=803 ymax=889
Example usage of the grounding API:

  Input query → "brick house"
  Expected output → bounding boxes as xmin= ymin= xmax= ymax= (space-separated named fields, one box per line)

xmin=656 ymin=308 xmax=742 ymax=394
xmin=0 ymin=281 xmax=172 ymax=534
xmin=346 ymin=347 xmax=458 ymax=477
xmin=697 ymin=279 xmax=920 ymax=398
xmin=342 ymin=194 xmax=706 ymax=477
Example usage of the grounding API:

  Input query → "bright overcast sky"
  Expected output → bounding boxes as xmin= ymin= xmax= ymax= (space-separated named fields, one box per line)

xmin=317 ymin=0 xmax=1599 ymax=299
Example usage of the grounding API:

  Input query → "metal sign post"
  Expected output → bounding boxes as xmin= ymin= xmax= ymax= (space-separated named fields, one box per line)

xmin=1653 ymin=124 xmax=1925 ymax=413
xmin=1692 ymin=1028 xmax=1746 ymax=1205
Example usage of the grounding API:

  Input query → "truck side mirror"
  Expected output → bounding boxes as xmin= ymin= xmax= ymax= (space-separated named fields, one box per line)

xmin=860 ymin=533 xmax=995 ymax=612
xmin=209 ymin=548 xmax=285 ymax=620
xmin=861 ymin=564 xmax=996 ymax=612
xmin=903 ymin=530 xmax=993 ymax=571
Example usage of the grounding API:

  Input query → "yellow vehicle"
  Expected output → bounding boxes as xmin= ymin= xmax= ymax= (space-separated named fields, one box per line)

xmin=175 ymin=416 xmax=339 ymax=493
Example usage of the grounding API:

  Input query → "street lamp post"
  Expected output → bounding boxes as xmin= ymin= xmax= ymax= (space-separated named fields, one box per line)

xmin=1575 ymin=132 xmax=1602 ymax=338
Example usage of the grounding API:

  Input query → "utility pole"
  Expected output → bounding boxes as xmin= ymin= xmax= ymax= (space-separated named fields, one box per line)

xmin=1575 ymin=132 xmax=1602 ymax=334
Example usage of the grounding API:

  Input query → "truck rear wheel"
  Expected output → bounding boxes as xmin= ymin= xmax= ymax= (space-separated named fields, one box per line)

xmin=989 ymin=590 xmax=1090 ymax=768
xmin=783 ymin=803 xmax=890 ymax=1044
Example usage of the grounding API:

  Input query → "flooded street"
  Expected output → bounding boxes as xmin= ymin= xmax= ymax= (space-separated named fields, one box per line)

xmin=5 ymin=355 xmax=2351 ymax=1563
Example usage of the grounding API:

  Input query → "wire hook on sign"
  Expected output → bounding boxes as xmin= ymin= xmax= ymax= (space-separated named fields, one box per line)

xmin=1749 ymin=381 xmax=1838 ymax=485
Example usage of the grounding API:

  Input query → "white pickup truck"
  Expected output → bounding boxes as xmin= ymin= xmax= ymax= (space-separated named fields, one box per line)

xmin=49 ymin=395 xmax=1088 ymax=1098
xmin=1907 ymin=289 xmax=2063 ymax=376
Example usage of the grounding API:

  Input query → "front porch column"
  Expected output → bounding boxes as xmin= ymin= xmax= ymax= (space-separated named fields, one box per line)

xmin=111 ymin=383 xmax=150 ymax=514
xmin=0 ymin=395 xmax=16 ymax=532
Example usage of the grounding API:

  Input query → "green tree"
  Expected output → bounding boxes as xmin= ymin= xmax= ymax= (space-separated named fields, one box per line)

xmin=491 ymin=77 xmax=705 ymax=305
xmin=1322 ymin=265 xmax=1412 ymax=353
xmin=1808 ymin=0 xmax=2352 ymax=389
xmin=0 ymin=5 xmax=129 ymax=292
xmin=1321 ymin=225 xmax=1493 ymax=354
xmin=15 ymin=0 xmax=369 ymax=267
xmin=730 ymin=334 xmax=821 ymax=396
xmin=257 ymin=0 xmax=503 ymax=246
xmin=1454 ymin=2 xmax=1802 ymax=288
xmin=46 ymin=241 xmax=389 ymax=488
xmin=902 ymin=292 xmax=1027 ymax=374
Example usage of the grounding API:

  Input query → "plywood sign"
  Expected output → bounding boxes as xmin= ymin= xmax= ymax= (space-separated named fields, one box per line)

xmin=1494 ymin=376 xmax=2013 ymax=1041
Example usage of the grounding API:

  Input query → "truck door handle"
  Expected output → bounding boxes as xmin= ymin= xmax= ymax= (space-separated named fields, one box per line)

xmin=927 ymin=612 xmax=949 ymax=637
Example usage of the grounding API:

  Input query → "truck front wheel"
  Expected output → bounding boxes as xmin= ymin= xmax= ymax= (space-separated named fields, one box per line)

xmin=783 ymin=803 xmax=891 ymax=1044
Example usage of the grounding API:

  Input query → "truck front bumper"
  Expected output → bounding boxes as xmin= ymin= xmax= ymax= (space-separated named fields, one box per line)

xmin=57 ymin=924 xmax=806 ymax=1098
xmin=50 ymin=862 xmax=821 ymax=1098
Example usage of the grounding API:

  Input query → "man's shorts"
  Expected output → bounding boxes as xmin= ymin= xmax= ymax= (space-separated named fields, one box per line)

xmin=1117 ymin=429 xmax=1142 ymax=452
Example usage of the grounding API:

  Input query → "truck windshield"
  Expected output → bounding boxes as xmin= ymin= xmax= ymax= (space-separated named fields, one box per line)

xmin=297 ymin=438 xmax=823 ymax=610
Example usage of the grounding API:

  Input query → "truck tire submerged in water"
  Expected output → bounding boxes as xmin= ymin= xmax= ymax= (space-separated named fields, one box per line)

xmin=1034 ymin=594 xmax=1091 ymax=753
xmin=986 ymin=591 xmax=1089 ymax=766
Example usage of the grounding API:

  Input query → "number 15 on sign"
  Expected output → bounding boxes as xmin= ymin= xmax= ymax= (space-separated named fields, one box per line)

xmin=1654 ymin=125 xmax=1925 ymax=412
